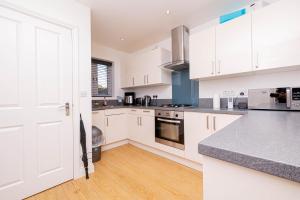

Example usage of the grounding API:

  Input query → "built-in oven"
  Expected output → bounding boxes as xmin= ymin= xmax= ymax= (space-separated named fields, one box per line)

xmin=155 ymin=110 xmax=184 ymax=150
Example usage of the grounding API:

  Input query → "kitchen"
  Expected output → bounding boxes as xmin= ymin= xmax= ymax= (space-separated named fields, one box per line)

xmin=1 ymin=0 xmax=300 ymax=199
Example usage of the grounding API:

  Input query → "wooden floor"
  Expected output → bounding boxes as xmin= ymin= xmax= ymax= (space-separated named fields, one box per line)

xmin=27 ymin=144 xmax=203 ymax=200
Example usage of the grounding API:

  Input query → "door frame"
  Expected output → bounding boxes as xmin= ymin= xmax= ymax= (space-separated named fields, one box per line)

xmin=0 ymin=1 xmax=86 ymax=180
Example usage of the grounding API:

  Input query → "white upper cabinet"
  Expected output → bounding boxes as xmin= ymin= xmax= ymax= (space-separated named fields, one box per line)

xmin=190 ymin=27 xmax=216 ymax=79
xmin=121 ymin=47 xmax=171 ymax=88
xmin=190 ymin=14 xmax=252 ymax=79
xmin=216 ymin=14 xmax=252 ymax=75
xmin=253 ymin=0 xmax=300 ymax=71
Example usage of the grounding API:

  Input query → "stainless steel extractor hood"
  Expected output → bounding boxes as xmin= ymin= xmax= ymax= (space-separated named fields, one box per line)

xmin=163 ymin=25 xmax=189 ymax=71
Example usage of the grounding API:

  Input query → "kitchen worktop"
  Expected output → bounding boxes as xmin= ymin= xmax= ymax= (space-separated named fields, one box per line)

xmin=92 ymin=105 xmax=247 ymax=115
xmin=198 ymin=110 xmax=300 ymax=183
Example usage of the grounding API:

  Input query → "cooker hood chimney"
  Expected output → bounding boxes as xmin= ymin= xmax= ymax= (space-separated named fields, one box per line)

xmin=163 ymin=25 xmax=189 ymax=71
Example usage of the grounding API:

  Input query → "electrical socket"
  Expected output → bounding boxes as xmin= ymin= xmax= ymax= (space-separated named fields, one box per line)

xmin=238 ymin=89 xmax=248 ymax=97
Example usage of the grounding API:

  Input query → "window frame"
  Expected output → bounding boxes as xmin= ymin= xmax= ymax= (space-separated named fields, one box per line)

xmin=91 ymin=57 xmax=114 ymax=97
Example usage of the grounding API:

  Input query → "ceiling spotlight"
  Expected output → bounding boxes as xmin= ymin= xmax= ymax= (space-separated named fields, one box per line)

xmin=120 ymin=37 xmax=125 ymax=41
xmin=166 ymin=10 xmax=170 ymax=15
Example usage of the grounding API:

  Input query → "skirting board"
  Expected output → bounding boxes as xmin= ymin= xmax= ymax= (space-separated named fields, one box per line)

xmin=77 ymin=160 xmax=95 ymax=180
xmin=102 ymin=140 xmax=129 ymax=151
xmin=129 ymin=141 xmax=203 ymax=171
xmin=101 ymin=139 xmax=203 ymax=171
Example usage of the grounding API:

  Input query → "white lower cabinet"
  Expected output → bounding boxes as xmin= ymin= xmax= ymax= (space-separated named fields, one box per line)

xmin=185 ymin=112 xmax=211 ymax=163
xmin=105 ymin=113 xmax=127 ymax=144
xmin=92 ymin=110 xmax=106 ymax=145
xmin=184 ymin=112 xmax=241 ymax=163
xmin=127 ymin=109 xmax=155 ymax=146
xmin=93 ymin=109 xmax=242 ymax=165
xmin=93 ymin=109 xmax=128 ymax=145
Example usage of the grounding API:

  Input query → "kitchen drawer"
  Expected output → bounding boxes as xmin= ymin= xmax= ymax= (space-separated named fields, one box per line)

xmin=139 ymin=109 xmax=154 ymax=117
xmin=127 ymin=108 xmax=141 ymax=115
xmin=104 ymin=108 xmax=126 ymax=116
xmin=126 ymin=108 xmax=154 ymax=116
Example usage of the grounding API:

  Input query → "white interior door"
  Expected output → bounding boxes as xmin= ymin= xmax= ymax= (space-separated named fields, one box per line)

xmin=0 ymin=6 xmax=73 ymax=200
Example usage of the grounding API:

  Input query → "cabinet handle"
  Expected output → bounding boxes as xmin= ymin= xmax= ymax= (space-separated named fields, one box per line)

xmin=144 ymin=75 xmax=146 ymax=84
xmin=140 ymin=117 xmax=142 ymax=126
xmin=213 ymin=116 xmax=216 ymax=131
xmin=131 ymin=109 xmax=137 ymax=112
xmin=147 ymin=75 xmax=149 ymax=84
xmin=137 ymin=116 xmax=139 ymax=126
xmin=143 ymin=110 xmax=150 ymax=113
xmin=256 ymin=53 xmax=259 ymax=69
xmin=106 ymin=117 xmax=109 ymax=127
xmin=206 ymin=115 xmax=209 ymax=130
xmin=218 ymin=60 xmax=221 ymax=74
xmin=211 ymin=61 xmax=214 ymax=75
xmin=132 ymin=77 xmax=135 ymax=86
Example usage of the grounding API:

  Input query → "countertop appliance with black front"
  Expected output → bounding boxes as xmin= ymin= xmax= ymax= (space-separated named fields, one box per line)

xmin=124 ymin=92 xmax=135 ymax=105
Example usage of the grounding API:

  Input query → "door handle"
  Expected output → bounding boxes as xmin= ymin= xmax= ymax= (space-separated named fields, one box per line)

xmin=58 ymin=103 xmax=70 ymax=116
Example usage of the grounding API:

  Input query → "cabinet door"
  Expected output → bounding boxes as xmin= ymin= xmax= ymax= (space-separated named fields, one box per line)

xmin=139 ymin=115 xmax=155 ymax=147
xmin=127 ymin=114 xmax=140 ymax=142
xmin=92 ymin=111 xmax=106 ymax=144
xmin=216 ymin=14 xmax=252 ymax=75
xmin=253 ymin=0 xmax=300 ymax=70
xmin=211 ymin=114 xmax=241 ymax=134
xmin=190 ymin=27 xmax=216 ymax=79
xmin=105 ymin=114 xmax=127 ymax=144
xmin=184 ymin=112 xmax=212 ymax=163
xmin=146 ymin=48 xmax=171 ymax=85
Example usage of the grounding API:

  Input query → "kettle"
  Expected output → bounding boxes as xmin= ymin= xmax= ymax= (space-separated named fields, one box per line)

xmin=143 ymin=95 xmax=152 ymax=107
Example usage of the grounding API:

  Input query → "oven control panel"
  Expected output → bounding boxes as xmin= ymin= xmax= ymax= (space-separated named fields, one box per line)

xmin=155 ymin=110 xmax=184 ymax=119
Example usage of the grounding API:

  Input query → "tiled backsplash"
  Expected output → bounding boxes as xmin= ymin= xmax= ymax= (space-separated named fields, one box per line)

xmin=92 ymin=98 xmax=248 ymax=109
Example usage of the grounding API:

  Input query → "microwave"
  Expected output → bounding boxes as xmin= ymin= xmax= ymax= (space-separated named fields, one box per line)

xmin=248 ymin=87 xmax=300 ymax=111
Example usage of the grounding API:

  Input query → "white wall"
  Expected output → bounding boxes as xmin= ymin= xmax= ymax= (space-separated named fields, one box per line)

xmin=3 ymin=0 xmax=92 ymax=178
xmin=92 ymin=43 xmax=129 ymax=100
xmin=198 ymin=70 xmax=300 ymax=98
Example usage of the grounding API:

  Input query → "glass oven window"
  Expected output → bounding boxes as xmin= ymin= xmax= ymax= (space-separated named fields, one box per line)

xmin=160 ymin=123 xmax=180 ymax=142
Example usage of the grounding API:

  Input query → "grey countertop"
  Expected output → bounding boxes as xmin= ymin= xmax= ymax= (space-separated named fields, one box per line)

xmin=92 ymin=105 xmax=247 ymax=115
xmin=198 ymin=110 xmax=300 ymax=183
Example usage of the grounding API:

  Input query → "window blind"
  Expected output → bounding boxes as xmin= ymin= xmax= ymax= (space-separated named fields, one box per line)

xmin=91 ymin=58 xmax=113 ymax=97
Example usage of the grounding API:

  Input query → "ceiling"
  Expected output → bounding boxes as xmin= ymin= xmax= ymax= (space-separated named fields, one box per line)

xmin=78 ymin=0 xmax=255 ymax=53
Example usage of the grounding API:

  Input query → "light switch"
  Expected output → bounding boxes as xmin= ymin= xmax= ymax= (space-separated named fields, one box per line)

xmin=80 ymin=91 xmax=88 ymax=97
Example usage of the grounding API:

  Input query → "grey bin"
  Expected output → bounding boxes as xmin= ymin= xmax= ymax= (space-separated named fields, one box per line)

xmin=92 ymin=126 xmax=103 ymax=162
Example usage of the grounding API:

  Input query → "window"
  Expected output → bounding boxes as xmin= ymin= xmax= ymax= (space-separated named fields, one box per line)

xmin=91 ymin=58 xmax=113 ymax=97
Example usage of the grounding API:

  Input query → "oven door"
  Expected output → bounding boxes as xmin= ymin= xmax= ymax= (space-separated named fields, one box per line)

xmin=155 ymin=117 xmax=184 ymax=150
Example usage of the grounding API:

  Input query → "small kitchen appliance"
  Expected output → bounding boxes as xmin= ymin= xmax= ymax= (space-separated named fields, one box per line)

xmin=124 ymin=92 xmax=135 ymax=105
xmin=143 ymin=95 xmax=152 ymax=107
xmin=248 ymin=87 xmax=300 ymax=110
